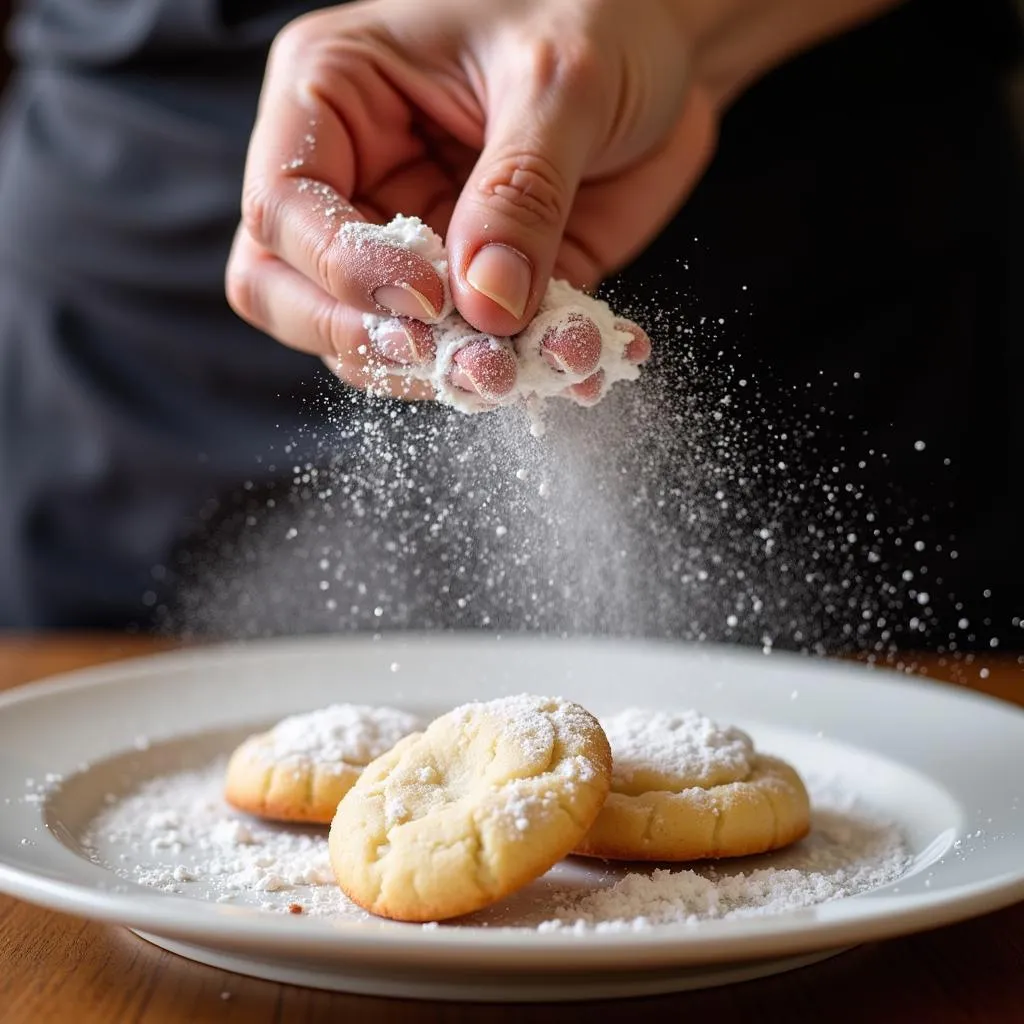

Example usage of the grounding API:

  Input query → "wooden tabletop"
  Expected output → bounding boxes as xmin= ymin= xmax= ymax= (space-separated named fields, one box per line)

xmin=1 ymin=635 xmax=1022 ymax=1023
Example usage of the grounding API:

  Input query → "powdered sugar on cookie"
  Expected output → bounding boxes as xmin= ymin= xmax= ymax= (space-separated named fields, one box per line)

xmin=329 ymin=693 xmax=612 ymax=921
xmin=447 ymin=694 xmax=602 ymax=770
xmin=602 ymin=708 xmax=755 ymax=794
xmin=257 ymin=704 xmax=421 ymax=770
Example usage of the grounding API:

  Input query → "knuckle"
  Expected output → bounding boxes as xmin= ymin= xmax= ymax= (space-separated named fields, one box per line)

xmin=240 ymin=182 xmax=278 ymax=252
xmin=268 ymin=12 xmax=325 ymax=71
xmin=531 ymin=35 xmax=602 ymax=99
xmin=224 ymin=259 xmax=261 ymax=327
xmin=310 ymin=300 xmax=350 ymax=356
xmin=478 ymin=151 xmax=569 ymax=231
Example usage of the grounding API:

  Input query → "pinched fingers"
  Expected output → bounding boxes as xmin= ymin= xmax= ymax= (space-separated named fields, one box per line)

xmin=617 ymin=319 xmax=652 ymax=365
xmin=449 ymin=340 xmax=519 ymax=401
xmin=227 ymin=225 xmax=434 ymax=400
xmin=237 ymin=182 xmax=448 ymax=323
xmin=239 ymin=12 xmax=448 ymax=323
xmin=540 ymin=313 xmax=602 ymax=377
xmin=534 ymin=314 xmax=651 ymax=407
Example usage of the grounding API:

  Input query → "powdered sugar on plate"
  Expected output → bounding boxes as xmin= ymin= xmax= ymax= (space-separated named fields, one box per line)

xmin=357 ymin=216 xmax=640 ymax=423
xmin=534 ymin=800 xmax=911 ymax=933
xmin=80 ymin=757 xmax=911 ymax=928
xmin=252 ymin=703 xmax=420 ymax=769
xmin=82 ymin=758 xmax=365 ymax=918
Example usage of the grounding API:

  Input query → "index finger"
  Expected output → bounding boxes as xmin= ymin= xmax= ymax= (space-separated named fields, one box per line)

xmin=239 ymin=15 xmax=447 ymax=320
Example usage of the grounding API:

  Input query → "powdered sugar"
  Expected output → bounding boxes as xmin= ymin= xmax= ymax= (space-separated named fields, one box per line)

xmin=81 ymin=759 xmax=911 ymax=927
xmin=370 ymin=695 xmax=601 ymax=842
xmin=83 ymin=759 xmax=362 ymax=917
xmin=602 ymin=708 xmax=755 ymax=793
xmin=357 ymin=216 xmax=641 ymax=422
xmin=449 ymin=694 xmax=600 ymax=776
xmin=255 ymin=703 xmax=420 ymax=769
xmin=535 ymin=801 xmax=911 ymax=933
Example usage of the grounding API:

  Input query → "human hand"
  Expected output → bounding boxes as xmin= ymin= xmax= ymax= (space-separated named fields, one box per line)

xmin=226 ymin=0 xmax=715 ymax=404
xmin=227 ymin=0 xmax=898 ymax=405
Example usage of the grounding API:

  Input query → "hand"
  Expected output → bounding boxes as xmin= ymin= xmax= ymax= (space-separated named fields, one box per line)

xmin=226 ymin=0 xmax=899 ymax=404
xmin=226 ymin=0 xmax=715 ymax=404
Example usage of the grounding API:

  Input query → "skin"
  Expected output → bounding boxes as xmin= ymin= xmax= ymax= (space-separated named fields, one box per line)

xmin=226 ymin=0 xmax=901 ymax=405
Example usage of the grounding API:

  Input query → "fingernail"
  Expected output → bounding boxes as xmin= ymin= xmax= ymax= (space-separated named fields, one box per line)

xmin=465 ymin=244 xmax=532 ymax=319
xmin=373 ymin=321 xmax=436 ymax=365
xmin=373 ymin=284 xmax=440 ymax=321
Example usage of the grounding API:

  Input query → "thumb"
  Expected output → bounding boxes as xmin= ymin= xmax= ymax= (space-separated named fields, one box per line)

xmin=446 ymin=66 xmax=599 ymax=336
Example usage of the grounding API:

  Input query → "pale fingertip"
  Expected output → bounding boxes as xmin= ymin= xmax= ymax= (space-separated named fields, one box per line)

xmin=617 ymin=320 xmax=652 ymax=364
xmin=450 ymin=341 xmax=518 ymax=400
xmin=566 ymin=370 xmax=605 ymax=406
xmin=541 ymin=313 xmax=602 ymax=377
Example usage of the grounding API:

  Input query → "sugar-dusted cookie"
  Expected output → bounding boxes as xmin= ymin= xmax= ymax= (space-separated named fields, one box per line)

xmin=225 ymin=704 xmax=420 ymax=824
xmin=573 ymin=708 xmax=810 ymax=861
xmin=329 ymin=694 xmax=612 ymax=922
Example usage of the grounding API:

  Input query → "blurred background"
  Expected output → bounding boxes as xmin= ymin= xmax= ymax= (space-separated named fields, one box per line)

xmin=0 ymin=1 xmax=1021 ymax=656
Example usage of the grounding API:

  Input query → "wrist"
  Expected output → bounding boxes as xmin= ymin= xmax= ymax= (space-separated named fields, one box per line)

xmin=672 ymin=0 xmax=905 ymax=105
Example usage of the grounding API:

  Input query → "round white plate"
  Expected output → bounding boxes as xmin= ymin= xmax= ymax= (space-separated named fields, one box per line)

xmin=1 ymin=635 xmax=1022 ymax=1003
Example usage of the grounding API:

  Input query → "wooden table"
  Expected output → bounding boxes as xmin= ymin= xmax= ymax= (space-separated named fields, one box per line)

xmin=1 ymin=635 xmax=1022 ymax=1023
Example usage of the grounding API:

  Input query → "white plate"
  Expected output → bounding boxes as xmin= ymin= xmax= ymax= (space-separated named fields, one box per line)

xmin=1 ymin=635 xmax=1022 ymax=1002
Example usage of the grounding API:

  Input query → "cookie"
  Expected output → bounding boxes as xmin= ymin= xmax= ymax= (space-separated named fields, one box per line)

xmin=224 ymin=704 xmax=420 ymax=824
xmin=328 ymin=694 xmax=612 ymax=922
xmin=573 ymin=708 xmax=810 ymax=861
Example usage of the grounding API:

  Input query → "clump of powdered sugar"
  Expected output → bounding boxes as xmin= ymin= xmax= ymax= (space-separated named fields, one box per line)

xmin=356 ymin=216 xmax=640 ymax=421
xmin=81 ymin=758 xmax=912 ymax=927
xmin=254 ymin=703 xmax=420 ymax=768
xmin=602 ymin=708 xmax=754 ymax=791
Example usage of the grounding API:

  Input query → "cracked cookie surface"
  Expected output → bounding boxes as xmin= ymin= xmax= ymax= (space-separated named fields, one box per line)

xmin=328 ymin=694 xmax=611 ymax=921
xmin=225 ymin=704 xmax=420 ymax=824
xmin=573 ymin=708 xmax=810 ymax=861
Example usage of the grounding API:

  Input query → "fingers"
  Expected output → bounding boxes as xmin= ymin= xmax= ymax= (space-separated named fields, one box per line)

xmin=237 ymin=17 xmax=447 ymax=321
xmin=230 ymin=224 xmax=517 ymax=407
xmin=372 ymin=319 xmax=437 ymax=365
xmin=556 ymin=318 xmax=650 ymax=406
xmin=617 ymin=320 xmax=652 ymax=364
xmin=565 ymin=370 xmax=605 ymax=406
xmin=227 ymin=226 xmax=430 ymax=400
xmin=238 ymin=180 xmax=448 ymax=324
xmin=540 ymin=313 xmax=602 ymax=377
xmin=449 ymin=340 xmax=518 ymax=401
xmin=446 ymin=40 xmax=603 ymax=336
